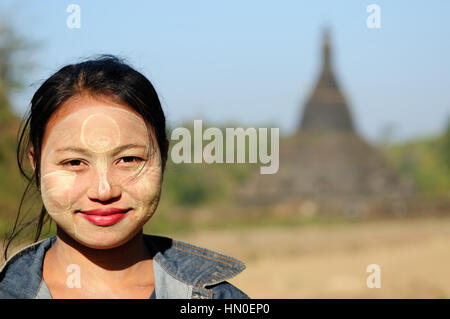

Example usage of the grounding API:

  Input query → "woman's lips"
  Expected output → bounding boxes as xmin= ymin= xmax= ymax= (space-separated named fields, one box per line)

xmin=79 ymin=208 xmax=130 ymax=226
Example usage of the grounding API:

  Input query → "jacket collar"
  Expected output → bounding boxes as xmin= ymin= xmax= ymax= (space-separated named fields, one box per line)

xmin=144 ymin=235 xmax=246 ymax=298
xmin=0 ymin=234 xmax=245 ymax=298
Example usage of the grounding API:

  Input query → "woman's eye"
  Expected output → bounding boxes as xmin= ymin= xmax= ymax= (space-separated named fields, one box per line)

xmin=118 ymin=156 xmax=143 ymax=165
xmin=64 ymin=160 xmax=81 ymax=166
xmin=61 ymin=159 xmax=85 ymax=168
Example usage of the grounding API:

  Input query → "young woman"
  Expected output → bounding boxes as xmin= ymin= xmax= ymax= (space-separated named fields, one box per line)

xmin=0 ymin=55 xmax=248 ymax=299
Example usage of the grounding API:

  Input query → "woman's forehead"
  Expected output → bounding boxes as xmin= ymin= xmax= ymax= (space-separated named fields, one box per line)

xmin=50 ymin=105 xmax=146 ymax=130
xmin=47 ymin=95 xmax=146 ymax=128
xmin=42 ymin=97 xmax=151 ymax=151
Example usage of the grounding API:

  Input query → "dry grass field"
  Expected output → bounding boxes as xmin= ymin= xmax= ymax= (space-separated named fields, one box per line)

xmin=176 ymin=216 xmax=450 ymax=298
xmin=2 ymin=215 xmax=449 ymax=298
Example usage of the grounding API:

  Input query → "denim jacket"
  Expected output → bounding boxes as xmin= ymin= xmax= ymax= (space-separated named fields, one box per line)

xmin=0 ymin=234 xmax=249 ymax=299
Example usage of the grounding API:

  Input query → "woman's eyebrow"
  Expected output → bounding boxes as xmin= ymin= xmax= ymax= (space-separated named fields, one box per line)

xmin=55 ymin=144 xmax=147 ymax=155
xmin=111 ymin=144 xmax=147 ymax=156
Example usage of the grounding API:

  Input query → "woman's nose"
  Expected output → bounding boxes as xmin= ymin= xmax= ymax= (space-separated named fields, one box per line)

xmin=87 ymin=169 xmax=121 ymax=202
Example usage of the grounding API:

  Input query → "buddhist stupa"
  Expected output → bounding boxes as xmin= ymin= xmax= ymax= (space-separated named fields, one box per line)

xmin=236 ymin=29 xmax=414 ymax=218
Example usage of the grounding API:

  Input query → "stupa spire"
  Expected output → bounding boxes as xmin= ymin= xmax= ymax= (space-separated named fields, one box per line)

xmin=299 ymin=28 xmax=355 ymax=132
xmin=322 ymin=27 xmax=331 ymax=71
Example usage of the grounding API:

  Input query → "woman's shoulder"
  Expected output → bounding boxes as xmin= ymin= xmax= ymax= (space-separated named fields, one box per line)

xmin=0 ymin=236 xmax=56 ymax=298
xmin=144 ymin=234 xmax=249 ymax=299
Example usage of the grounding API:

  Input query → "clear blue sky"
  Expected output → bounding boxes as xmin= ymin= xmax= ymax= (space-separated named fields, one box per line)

xmin=2 ymin=0 xmax=449 ymax=143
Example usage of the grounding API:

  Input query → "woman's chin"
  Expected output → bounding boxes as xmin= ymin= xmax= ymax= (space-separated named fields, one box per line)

xmin=72 ymin=230 xmax=137 ymax=250
xmin=64 ymin=221 xmax=141 ymax=250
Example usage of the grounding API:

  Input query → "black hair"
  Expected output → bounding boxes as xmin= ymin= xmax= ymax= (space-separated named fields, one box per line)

xmin=2 ymin=54 xmax=169 ymax=260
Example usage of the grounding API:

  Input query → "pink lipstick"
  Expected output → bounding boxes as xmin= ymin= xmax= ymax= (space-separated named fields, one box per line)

xmin=79 ymin=208 xmax=130 ymax=226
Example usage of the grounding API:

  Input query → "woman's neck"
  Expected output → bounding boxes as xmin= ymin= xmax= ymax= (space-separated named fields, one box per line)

xmin=54 ymin=228 xmax=151 ymax=270
xmin=43 ymin=228 xmax=154 ymax=298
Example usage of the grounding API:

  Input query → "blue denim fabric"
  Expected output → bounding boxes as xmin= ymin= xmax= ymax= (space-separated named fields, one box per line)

xmin=0 ymin=234 xmax=249 ymax=299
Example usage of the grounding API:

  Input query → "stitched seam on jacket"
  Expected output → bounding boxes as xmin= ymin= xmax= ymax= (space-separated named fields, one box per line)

xmin=192 ymin=287 xmax=213 ymax=299
xmin=197 ymin=268 xmax=234 ymax=286
xmin=173 ymin=240 xmax=240 ymax=265
xmin=171 ymin=245 xmax=236 ymax=286
xmin=172 ymin=243 xmax=234 ymax=268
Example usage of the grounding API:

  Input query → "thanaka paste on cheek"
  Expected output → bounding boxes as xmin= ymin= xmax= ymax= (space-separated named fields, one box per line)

xmin=40 ymin=104 xmax=163 ymax=249
xmin=127 ymin=155 xmax=163 ymax=225
xmin=41 ymin=170 xmax=76 ymax=213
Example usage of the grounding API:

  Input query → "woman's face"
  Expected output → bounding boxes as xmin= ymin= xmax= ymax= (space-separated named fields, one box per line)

xmin=36 ymin=94 xmax=163 ymax=249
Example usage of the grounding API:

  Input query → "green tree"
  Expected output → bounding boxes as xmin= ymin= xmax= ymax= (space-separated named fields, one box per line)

xmin=0 ymin=16 xmax=37 ymax=115
xmin=441 ymin=115 xmax=450 ymax=171
xmin=0 ymin=16 xmax=39 ymax=229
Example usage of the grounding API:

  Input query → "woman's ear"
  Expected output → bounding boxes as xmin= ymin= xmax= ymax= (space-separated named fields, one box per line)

xmin=28 ymin=146 xmax=36 ymax=171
